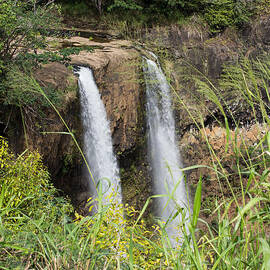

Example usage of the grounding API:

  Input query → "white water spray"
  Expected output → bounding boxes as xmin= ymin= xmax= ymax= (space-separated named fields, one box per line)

xmin=143 ymin=57 xmax=190 ymax=243
xmin=77 ymin=66 xmax=121 ymax=204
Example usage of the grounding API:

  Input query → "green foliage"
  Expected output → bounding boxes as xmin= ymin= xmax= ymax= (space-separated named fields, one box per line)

xmin=218 ymin=56 xmax=270 ymax=126
xmin=171 ymin=53 xmax=270 ymax=268
xmin=108 ymin=0 xmax=143 ymax=11
xmin=1 ymin=1 xmax=270 ymax=267
xmin=0 ymin=137 xmax=75 ymax=268
xmin=0 ymin=66 xmax=62 ymax=108
xmin=0 ymin=0 xmax=61 ymax=66
xmin=16 ymin=45 xmax=94 ymax=65
xmin=0 ymin=138 xmax=184 ymax=268
xmin=1 ymin=125 xmax=270 ymax=269
xmin=74 ymin=199 xmax=170 ymax=269
xmin=255 ymin=0 xmax=270 ymax=15
xmin=61 ymin=0 xmax=91 ymax=16
xmin=0 ymin=1 xmax=94 ymax=118
xmin=192 ymin=176 xmax=202 ymax=228
xmin=204 ymin=0 xmax=251 ymax=32
xmin=106 ymin=0 xmax=202 ymax=14
xmin=0 ymin=137 xmax=70 ymax=221
xmin=59 ymin=0 xmax=261 ymax=34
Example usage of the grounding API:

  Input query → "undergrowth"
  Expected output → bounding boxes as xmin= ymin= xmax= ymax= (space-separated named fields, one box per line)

xmin=172 ymin=55 xmax=270 ymax=269
xmin=59 ymin=0 xmax=269 ymax=35
xmin=0 ymin=137 xmax=193 ymax=269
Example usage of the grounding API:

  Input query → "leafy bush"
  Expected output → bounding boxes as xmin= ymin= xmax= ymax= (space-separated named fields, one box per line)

xmin=0 ymin=0 xmax=61 ymax=66
xmin=0 ymin=136 xmax=71 ymax=221
xmin=255 ymin=0 xmax=270 ymax=15
xmin=75 ymin=199 xmax=169 ymax=269
xmin=0 ymin=66 xmax=63 ymax=110
xmin=61 ymin=0 xmax=91 ymax=16
xmin=16 ymin=46 xmax=94 ymax=66
xmin=107 ymin=0 xmax=143 ymax=11
xmin=59 ymin=0 xmax=261 ymax=33
xmin=204 ymin=0 xmax=251 ymax=32
xmin=0 ymin=136 xmax=75 ymax=268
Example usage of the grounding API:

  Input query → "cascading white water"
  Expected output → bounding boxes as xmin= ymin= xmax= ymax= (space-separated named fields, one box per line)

xmin=143 ymin=57 xmax=190 ymax=243
xmin=77 ymin=66 xmax=121 ymax=205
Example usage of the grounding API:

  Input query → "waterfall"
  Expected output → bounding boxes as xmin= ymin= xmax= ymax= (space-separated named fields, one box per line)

xmin=76 ymin=66 xmax=121 ymax=205
xmin=143 ymin=57 xmax=190 ymax=244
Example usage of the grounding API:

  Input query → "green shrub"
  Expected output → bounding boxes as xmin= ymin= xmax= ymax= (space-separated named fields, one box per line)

xmin=0 ymin=136 xmax=57 ymax=219
xmin=0 ymin=136 xmax=75 ymax=268
xmin=0 ymin=0 xmax=61 ymax=66
xmin=0 ymin=66 xmax=63 ymax=110
xmin=108 ymin=0 xmax=143 ymax=11
xmin=16 ymin=46 xmax=94 ymax=66
xmin=74 ymin=198 xmax=171 ymax=269
xmin=204 ymin=0 xmax=251 ymax=32
xmin=61 ymin=1 xmax=92 ymax=16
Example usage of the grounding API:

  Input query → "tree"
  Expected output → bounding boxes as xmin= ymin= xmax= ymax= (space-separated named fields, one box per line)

xmin=92 ymin=0 xmax=103 ymax=14
xmin=0 ymin=0 xmax=61 ymax=70
xmin=107 ymin=0 xmax=143 ymax=11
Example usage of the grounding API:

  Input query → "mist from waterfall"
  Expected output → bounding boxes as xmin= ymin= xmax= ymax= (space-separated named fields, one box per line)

xmin=76 ymin=66 xmax=121 ymax=205
xmin=143 ymin=57 xmax=190 ymax=244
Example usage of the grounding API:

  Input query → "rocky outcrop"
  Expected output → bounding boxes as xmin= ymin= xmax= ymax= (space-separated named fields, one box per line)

xmin=244 ymin=15 xmax=270 ymax=50
xmin=67 ymin=37 xmax=145 ymax=155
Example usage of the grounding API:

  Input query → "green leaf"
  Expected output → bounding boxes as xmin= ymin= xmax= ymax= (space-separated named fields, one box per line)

xmin=232 ymin=197 xmax=267 ymax=225
xmin=260 ymin=238 xmax=270 ymax=270
xmin=192 ymin=176 xmax=202 ymax=228
xmin=267 ymin=131 xmax=270 ymax=152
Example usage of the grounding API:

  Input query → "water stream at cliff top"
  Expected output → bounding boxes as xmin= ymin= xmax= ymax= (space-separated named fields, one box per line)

xmin=76 ymin=66 xmax=121 ymax=206
xmin=143 ymin=56 xmax=190 ymax=244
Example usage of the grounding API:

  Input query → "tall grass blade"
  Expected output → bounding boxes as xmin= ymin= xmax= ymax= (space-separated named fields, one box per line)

xmin=128 ymin=231 xmax=134 ymax=270
xmin=224 ymin=117 xmax=230 ymax=153
xmin=232 ymin=197 xmax=267 ymax=226
xmin=192 ymin=176 xmax=202 ymax=228
xmin=260 ymin=238 xmax=270 ymax=270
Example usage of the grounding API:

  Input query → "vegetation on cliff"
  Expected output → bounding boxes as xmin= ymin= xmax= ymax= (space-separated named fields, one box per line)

xmin=0 ymin=0 xmax=61 ymax=70
xmin=0 ymin=0 xmax=61 ymax=113
xmin=59 ymin=0 xmax=269 ymax=33
xmin=0 ymin=1 xmax=93 ymax=147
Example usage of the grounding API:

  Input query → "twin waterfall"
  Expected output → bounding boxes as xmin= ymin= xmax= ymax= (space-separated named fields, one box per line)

xmin=143 ymin=58 xmax=190 ymax=242
xmin=77 ymin=67 xmax=121 ymax=204
xmin=77 ymin=57 xmax=189 ymax=243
